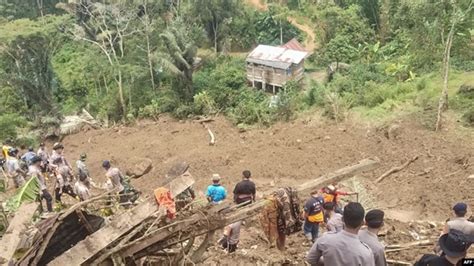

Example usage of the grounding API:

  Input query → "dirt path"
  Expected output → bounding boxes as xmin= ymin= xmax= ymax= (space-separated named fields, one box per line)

xmin=287 ymin=16 xmax=317 ymax=51
xmin=245 ymin=0 xmax=317 ymax=52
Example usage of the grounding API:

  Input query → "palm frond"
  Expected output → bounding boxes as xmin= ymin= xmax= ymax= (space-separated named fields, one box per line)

xmin=173 ymin=51 xmax=191 ymax=70
xmin=157 ymin=57 xmax=183 ymax=77
xmin=5 ymin=176 xmax=40 ymax=213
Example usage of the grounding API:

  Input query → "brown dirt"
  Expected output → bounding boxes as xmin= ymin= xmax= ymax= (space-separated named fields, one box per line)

xmin=60 ymin=114 xmax=473 ymax=263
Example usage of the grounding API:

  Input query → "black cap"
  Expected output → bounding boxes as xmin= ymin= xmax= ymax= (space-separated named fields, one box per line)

xmin=365 ymin=209 xmax=385 ymax=228
xmin=102 ymin=160 xmax=111 ymax=168
xmin=439 ymin=229 xmax=474 ymax=257
xmin=453 ymin=202 xmax=467 ymax=215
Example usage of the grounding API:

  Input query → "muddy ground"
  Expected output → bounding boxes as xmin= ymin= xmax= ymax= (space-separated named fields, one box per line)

xmin=59 ymin=113 xmax=473 ymax=264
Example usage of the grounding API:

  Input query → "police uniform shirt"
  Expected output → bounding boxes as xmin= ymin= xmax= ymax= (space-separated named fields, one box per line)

xmin=358 ymin=228 xmax=387 ymax=266
xmin=447 ymin=217 xmax=474 ymax=235
xmin=306 ymin=230 xmax=375 ymax=266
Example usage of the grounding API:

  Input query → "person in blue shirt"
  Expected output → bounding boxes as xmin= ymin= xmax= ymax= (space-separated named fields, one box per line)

xmin=206 ymin=174 xmax=227 ymax=204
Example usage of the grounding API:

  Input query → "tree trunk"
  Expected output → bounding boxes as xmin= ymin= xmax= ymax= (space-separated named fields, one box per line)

xmin=117 ymin=69 xmax=126 ymax=116
xmin=280 ymin=20 xmax=283 ymax=45
xmin=144 ymin=4 xmax=155 ymax=92
xmin=435 ymin=22 xmax=455 ymax=131
xmin=213 ymin=20 xmax=219 ymax=54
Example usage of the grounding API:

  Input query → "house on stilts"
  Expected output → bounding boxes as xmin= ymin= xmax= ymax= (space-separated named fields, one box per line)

xmin=246 ymin=38 xmax=309 ymax=94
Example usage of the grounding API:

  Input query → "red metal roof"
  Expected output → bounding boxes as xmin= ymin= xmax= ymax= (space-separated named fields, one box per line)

xmin=280 ymin=38 xmax=307 ymax=52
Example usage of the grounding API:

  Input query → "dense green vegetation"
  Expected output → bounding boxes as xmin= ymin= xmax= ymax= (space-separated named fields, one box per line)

xmin=0 ymin=0 xmax=473 ymax=141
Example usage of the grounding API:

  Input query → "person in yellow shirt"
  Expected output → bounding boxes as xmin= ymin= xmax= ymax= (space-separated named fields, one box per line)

xmin=2 ymin=139 xmax=13 ymax=160
xmin=303 ymin=190 xmax=325 ymax=242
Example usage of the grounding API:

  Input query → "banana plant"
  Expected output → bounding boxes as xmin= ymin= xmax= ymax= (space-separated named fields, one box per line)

xmin=4 ymin=176 xmax=40 ymax=213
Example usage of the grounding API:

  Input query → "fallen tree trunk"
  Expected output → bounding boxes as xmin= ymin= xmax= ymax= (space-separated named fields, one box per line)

xmin=118 ymin=158 xmax=380 ymax=260
xmin=376 ymin=156 xmax=418 ymax=183
xmin=0 ymin=203 xmax=38 ymax=264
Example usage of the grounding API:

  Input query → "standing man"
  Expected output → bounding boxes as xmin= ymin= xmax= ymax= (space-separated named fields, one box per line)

xmin=28 ymin=156 xmax=53 ymax=213
xmin=324 ymin=202 xmax=344 ymax=233
xmin=102 ymin=160 xmax=126 ymax=202
xmin=54 ymin=158 xmax=77 ymax=203
xmin=21 ymin=147 xmax=36 ymax=166
xmin=359 ymin=209 xmax=387 ymax=266
xmin=303 ymin=190 xmax=325 ymax=242
xmin=206 ymin=174 xmax=227 ymax=204
xmin=218 ymin=221 xmax=242 ymax=253
xmin=443 ymin=202 xmax=474 ymax=236
xmin=37 ymin=142 xmax=49 ymax=173
xmin=233 ymin=170 xmax=256 ymax=205
xmin=76 ymin=153 xmax=90 ymax=186
xmin=6 ymin=148 xmax=26 ymax=188
xmin=306 ymin=202 xmax=375 ymax=266
xmin=49 ymin=143 xmax=72 ymax=172
xmin=2 ymin=139 xmax=13 ymax=160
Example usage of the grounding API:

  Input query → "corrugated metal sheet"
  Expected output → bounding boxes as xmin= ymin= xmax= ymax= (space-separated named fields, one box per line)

xmin=246 ymin=44 xmax=308 ymax=69
xmin=280 ymin=38 xmax=306 ymax=52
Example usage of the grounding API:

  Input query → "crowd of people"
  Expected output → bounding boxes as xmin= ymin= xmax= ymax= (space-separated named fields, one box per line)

xmin=1 ymin=139 xmax=134 ymax=214
xmin=2 ymin=138 xmax=474 ymax=265
xmin=207 ymin=171 xmax=474 ymax=266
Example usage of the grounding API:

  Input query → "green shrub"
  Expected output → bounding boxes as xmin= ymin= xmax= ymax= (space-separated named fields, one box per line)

xmin=0 ymin=114 xmax=27 ymax=141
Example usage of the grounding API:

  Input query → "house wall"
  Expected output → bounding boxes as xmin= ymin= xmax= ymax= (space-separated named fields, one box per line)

xmin=246 ymin=60 xmax=305 ymax=88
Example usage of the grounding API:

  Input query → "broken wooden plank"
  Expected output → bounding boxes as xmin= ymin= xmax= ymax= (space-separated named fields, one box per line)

xmin=75 ymin=210 xmax=94 ymax=234
xmin=0 ymin=202 xmax=38 ymax=264
xmin=119 ymin=158 xmax=380 ymax=259
xmin=49 ymin=200 xmax=157 ymax=266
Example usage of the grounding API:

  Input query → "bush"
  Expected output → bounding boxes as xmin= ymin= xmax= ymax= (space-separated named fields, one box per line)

xmin=0 ymin=114 xmax=27 ymax=141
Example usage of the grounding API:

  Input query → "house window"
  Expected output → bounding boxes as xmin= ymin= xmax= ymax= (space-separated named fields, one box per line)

xmin=286 ymin=68 xmax=292 ymax=76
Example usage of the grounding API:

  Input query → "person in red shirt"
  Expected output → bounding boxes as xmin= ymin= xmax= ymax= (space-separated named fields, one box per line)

xmin=321 ymin=184 xmax=357 ymax=213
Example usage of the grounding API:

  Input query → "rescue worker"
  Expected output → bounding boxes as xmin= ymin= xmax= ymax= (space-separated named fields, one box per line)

xmin=233 ymin=170 xmax=256 ymax=205
xmin=37 ymin=142 xmax=49 ymax=173
xmin=54 ymin=157 xmax=77 ymax=203
xmin=218 ymin=221 xmax=242 ymax=253
xmin=49 ymin=143 xmax=72 ymax=172
xmin=303 ymin=190 xmax=324 ymax=242
xmin=324 ymin=202 xmax=344 ymax=233
xmin=102 ymin=160 xmax=126 ymax=202
xmin=359 ymin=209 xmax=387 ymax=266
xmin=28 ymin=156 xmax=53 ymax=212
xmin=2 ymin=139 xmax=13 ymax=160
xmin=6 ymin=148 xmax=26 ymax=188
xmin=74 ymin=174 xmax=91 ymax=201
xmin=76 ymin=153 xmax=90 ymax=187
xmin=306 ymin=202 xmax=375 ymax=266
xmin=206 ymin=174 xmax=227 ymax=204
xmin=321 ymin=184 xmax=357 ymax=213
xmin=443 ymin=202 xmax=474 ymax=236
xmin=416 ymin=229 xmax=474 ymax=266
xmin=21 ymin=147 xmax=36 ymax=166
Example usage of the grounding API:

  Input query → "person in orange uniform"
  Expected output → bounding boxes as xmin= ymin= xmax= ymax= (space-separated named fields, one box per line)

xmin=321 ymin=184 xmax=357 ymax=213
xmin=303 ymin=190 xmax=325 ymax=242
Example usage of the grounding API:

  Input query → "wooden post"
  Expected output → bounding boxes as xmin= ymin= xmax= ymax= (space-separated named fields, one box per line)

xmin=273 ymin=85 xmax=276 ymax=94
